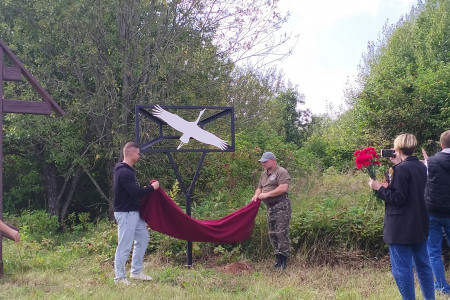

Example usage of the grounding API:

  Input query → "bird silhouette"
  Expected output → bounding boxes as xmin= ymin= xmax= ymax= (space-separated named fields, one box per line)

xmin=152 ymin=105 xmax=229 ymax=150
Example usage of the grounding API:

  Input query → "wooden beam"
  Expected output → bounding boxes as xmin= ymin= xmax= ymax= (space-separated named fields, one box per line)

xmin=2 ymin=99 xmax=51 ymax=115
xmin=0 ymin=46 xmax=4 ymax=277
xmin=2 ymin=66 xmax=22 ymax=81
xmin=0 ymin=39 xmax=64 ymax=116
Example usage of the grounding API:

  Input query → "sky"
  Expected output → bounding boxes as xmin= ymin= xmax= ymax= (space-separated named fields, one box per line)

xmin=274 ymin=0 xmax=418 ymax=115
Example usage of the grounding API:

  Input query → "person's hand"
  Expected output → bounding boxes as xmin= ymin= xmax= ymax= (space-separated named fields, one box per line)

xmin=368 ymin=178 xmax=382 ymax=191
xmin=151 ymin=181 xmax=160 ymax=190
xmin=251 ymin=194 xmax=259 ymax=202
xmin=258 ymin=193 xmax=268 ymax=200
xmin=10 ymin=230 xmax=20 ymax=243
xmin=421 ymin=148 xmax=429 ymax=164
xmin=381 ymin=182 xmax=389 ymax=188
xmin=4 ymin=228 xmax=20 ymax=242
xmin=422 ymin=148 xmax=428 ymax=160
xmin=389 ymin=151 xmax=402 ymax=165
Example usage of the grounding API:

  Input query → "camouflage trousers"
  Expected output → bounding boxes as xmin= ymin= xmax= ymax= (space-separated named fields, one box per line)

xmin=266 ymin=198 xmax=291 ymax=257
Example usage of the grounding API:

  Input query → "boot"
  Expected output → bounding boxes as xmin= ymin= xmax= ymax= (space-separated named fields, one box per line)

xmin=275 ymin=254 xmax=287 ymax=270
xmin=274 ymin=254 xmax=282 ymax=268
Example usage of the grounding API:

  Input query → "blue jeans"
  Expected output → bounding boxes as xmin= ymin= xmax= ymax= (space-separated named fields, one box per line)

xmin=389 ymin=243 xmax=435 ymax=300
xmin=114 ymin=211 xmax=150 ymax=281
xmin=427 ymin=216 xmax=450 ymax=294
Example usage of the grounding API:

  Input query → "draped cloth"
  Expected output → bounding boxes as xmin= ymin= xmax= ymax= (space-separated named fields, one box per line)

xmin=139 ymin=185 xmax=261 ymax=243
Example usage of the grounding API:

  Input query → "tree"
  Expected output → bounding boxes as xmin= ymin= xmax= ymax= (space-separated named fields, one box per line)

xmin=277 ymin=87 xmax=310 ymax=146
xmin=350 ymin=0 xmax=450 ymax=145
xmin=0 ymin=0 xmax=295 ymax=220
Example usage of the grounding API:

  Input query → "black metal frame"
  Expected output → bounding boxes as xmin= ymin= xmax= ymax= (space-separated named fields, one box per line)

xmin=136 ymin=105 xmax=235 ymax=152
xmin=135 ymin=105 xmax=235 ymax=266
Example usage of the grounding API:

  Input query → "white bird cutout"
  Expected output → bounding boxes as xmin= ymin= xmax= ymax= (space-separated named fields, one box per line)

xmin=152 ymin=105 xmax=229 ymax=150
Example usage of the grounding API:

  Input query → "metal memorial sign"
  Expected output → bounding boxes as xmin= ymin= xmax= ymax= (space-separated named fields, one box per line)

xmin=136 ymin=105 xmax=235 ymax=266
xmin=0 ymin=39 xmax=64 ymax=276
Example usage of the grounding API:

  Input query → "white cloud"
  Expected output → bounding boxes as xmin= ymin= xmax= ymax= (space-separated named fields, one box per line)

xmin=274 ymin=0 xmax=417 ymax=115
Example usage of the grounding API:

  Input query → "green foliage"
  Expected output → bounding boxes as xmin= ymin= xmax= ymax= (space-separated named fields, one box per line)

xmin=297 ymin=110 xmax=367 ymax=173
xmin=154 ymin=234 xmax=189 ymax=262
xmin=2 ymin=154 xmax=45 ymax=213
xmin=239 ymin=213 xmax=272 ymax=259
xmin=290 ymin=205 xmax=385 ymax=263
xmin=66 ymin=220 xmax=118 ymax=258
xmin=352 ymin=0 xmax=450 ymax=144
xmin=17 ymin=210 xmax=60 ymax=241
xmin=276 ymin=88 xmax=311 ymax=146
xmin=286 ymin=170 xmax=388 ymax=263
xmin=3 ymin=218 xmax=118 ymax=275
xmin=213 ymin=245 xmax=243 ymax=264
xmin=64 ymin=212 xmax=91 ymax=232
xmin=0 ymin=0 xmax=296 ymax=221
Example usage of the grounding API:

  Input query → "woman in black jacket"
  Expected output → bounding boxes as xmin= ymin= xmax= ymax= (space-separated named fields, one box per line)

xmin=369 ymin=133 xmax=435 ymax=300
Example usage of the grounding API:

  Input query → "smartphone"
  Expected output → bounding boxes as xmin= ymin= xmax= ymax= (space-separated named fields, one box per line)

xmin=381 ymin=149 xmax=396 ymax=158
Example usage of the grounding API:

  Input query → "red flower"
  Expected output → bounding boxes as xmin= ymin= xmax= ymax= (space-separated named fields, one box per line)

xmin=354 ymin=147 xmax=380 ymax=179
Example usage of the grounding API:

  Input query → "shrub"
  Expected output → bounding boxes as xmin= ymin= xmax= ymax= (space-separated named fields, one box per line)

xmin=290 ymin=206 xmax=386 ymax=264
xmin=64 ymin=212 xmax=91 ymax=232
xmin=17 ymin=210 xmax=60 ymax=241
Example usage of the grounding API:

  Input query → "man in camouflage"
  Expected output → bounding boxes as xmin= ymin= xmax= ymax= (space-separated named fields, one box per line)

xmin=252 ymin=152 xmax=291 ymax=270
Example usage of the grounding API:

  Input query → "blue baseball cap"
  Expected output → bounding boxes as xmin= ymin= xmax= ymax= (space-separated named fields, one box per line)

xmin=258 ymin=152 xmax=276 ymax=162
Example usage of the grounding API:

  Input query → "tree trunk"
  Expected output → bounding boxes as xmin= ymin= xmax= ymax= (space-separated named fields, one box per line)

xmin=106 ymin=160 xmax=116 ymax=221
xmin=43 ymin=162 xmax=60 ymax=218
xmin=59 ymin=166 xmax=82 ymax=222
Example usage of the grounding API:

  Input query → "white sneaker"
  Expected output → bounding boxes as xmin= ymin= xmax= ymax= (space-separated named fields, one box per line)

xmin=130 ymin=272 xmax=153 ymax=281
xmin=115 ymin=278 xmax=131 ymax=285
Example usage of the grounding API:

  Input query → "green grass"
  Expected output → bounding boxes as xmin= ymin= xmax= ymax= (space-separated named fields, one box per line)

xmin=1 ymin=244 xmax=446 ymax=300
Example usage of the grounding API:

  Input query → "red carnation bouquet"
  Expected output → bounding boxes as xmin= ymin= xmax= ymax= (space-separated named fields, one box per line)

xmin=354 ymin=147 xmax=380 ymax=180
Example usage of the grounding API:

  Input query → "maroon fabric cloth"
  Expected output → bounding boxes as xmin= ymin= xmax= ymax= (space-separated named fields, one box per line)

xmin=139 ymin=186 xmax=261 ymax=243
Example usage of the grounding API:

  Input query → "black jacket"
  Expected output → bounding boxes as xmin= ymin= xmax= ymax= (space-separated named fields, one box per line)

xmin=425 ymin=151 xmax=450 ymax=217
xmin=377 ymin=156 xmax=429 ymax=244
xmin=113 ymin=162 xmax=154 ymax=212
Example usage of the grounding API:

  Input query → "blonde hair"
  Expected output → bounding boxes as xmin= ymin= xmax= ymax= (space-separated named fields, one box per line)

xmin=393 ymin=133 xmax=417 ymax=156
xmin=440 ymin=130 xmax=450 ymax=148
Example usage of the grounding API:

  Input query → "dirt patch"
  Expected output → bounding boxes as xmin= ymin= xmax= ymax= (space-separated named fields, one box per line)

xmin=214 ymin=261 xmax=254 ymax=274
